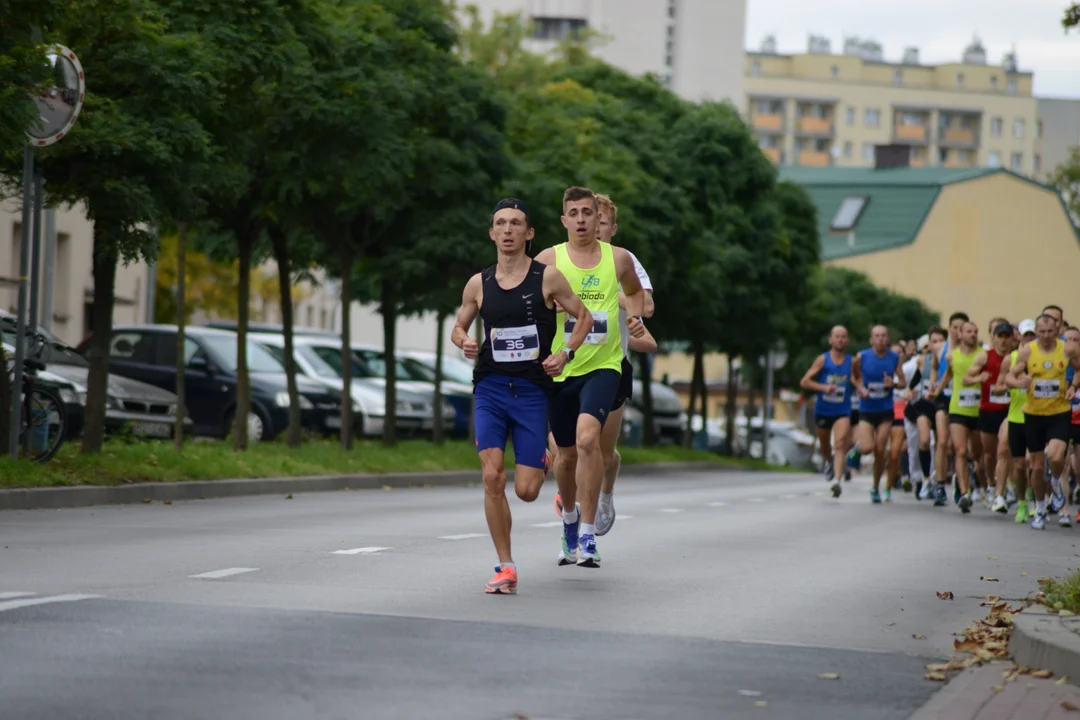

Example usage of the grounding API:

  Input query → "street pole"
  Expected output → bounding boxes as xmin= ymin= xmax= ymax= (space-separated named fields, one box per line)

xmin=763 ymin=349 xmax=774 ymax=465
xmin=28 ymin=168 xmax=44 ymax=330
xmin=145 ymin=226 xmax=157 ymax=323
xmin=9 ymin=145 xmax=34 ymax=459
xmin=42 ymin=207 xmax=56 ymax=331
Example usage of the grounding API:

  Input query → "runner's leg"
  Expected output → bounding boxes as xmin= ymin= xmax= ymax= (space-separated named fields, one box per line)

xmin=830 ymin=416 xmax=850 ymax=495
xmin=873 ymin=419 xmax=890 ymax=493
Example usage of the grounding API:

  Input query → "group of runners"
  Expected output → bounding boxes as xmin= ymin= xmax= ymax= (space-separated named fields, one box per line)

xmin=451 ymin=188 xmax=654 ymax=595
xmin=800 ymin=311 xmax=1080 ymax=531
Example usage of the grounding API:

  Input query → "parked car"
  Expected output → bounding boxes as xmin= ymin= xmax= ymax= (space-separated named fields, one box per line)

xmin=78 ymin=325 xmax=342 ymax=442
xmin=3 ymin=339 xmax=84 ymax=441
xmin=621 ymin=379 xmax=688 ymax=444
xmin=736 ymin=417 xmax=817 ymax=469
xmin=396 ymin=351 xmax=476 ymax=437
xmin=248 ymin=332 xmax=446 ymax=438
xmin=203 ymin=321 xmax=337 ymax=339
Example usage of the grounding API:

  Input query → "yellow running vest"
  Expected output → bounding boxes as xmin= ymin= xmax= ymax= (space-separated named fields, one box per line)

xmin=1023 ymin=339 xmax=1069 ymax=416
xmin=948 ymin=347 xmax=981 ymax=418
xmin=1007 ymin=349 xmax=1026 ymax=424
xmin=550 ymin=242 xmax=623 ymax=381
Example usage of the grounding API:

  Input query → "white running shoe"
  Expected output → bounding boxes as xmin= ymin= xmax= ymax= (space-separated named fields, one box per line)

xmin=991 ymin=495 xmax=1008 ymax=514
xmin=595 ymin=493 xmax=616 ymax=536
xmin=971 ymin=488 xmax=984 ymax=505
xmin=1060 ymin=513 xmax=1073 ymax=528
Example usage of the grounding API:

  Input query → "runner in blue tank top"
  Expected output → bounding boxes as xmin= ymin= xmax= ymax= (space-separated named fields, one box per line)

xmin=800 ymin=325 xmax=853 ymax=498
xmin=853 ymin=325 xmax=905 ymax=503
xmin=927 ymin=312 xmax=969 ymax=505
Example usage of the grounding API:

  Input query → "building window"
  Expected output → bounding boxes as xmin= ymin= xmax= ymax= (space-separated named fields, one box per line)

xmin=990 ymin=75 xmax=998 ymax=89
xmin=893 ymin=70 xmax=902 ymax=86
xmin=668 ymin=0 xmax=676 ymax=18
xmin=846 ymin=106 xmax=855 ymax=125
xmin=750 ymin=60 xmax=760 ymax=76
xmin=830 ymin=196 xmax=869 ymax=232
xmin=988 ymin=151 xmax=1001 ymax=167
xmin=830 ymin=65 xmax=838 ymax=79
xmin=1013 ymin=118 xmax=1025 ymax=138
xmin=990 ymin=117 xmax=1002 ymax=136
xmin=862 ymin=143 xmax=875 ymax=161
xmin=531 ymin=16 xmax=588 ymax=41
xmin=957 ymin=72 xmax=965 ymax=87
xmin=1007 ymin=78 xmax=1017 ymax=94
xmin=665 ymin=54 xmax=673 ymax=68
xmin=1034 ymin=153 xmax=1042 ymax=175
xmin=843 ymin=141 xmax=853 ymax=158
xmin=1010 ymin=152 xmax=1022 ymax=171
xmin=1037 ymin=119 xmax=1044 ymax=138
xmin=864 ymin=108 xmax=880 ymax=127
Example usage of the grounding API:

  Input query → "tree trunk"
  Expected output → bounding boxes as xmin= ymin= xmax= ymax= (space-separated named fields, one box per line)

xmin=696 ymin=342 xmax=709 ymax=426
xmin=745 ymin=358 xmax=758 ymax=423
xmin=380 ymin=278 xmax=398 ymax=448
xmin=82 ymin=230 xmax=118 ymax=454
xmin=723 ymin=356 xmax=738 ymax=456
xmin=233 ymin=228 xmax=253 ymax=450
xmin=174 ymin=222 xmax=188 ymax=451
xmin=0 ymin=345 xmax=11 ymax=450
xmin=683 ymin=350 xmax=700 ymax=449
xmin=270 ymin=225 xmax=302 ymax=447
xmin=637 ymin=351 xmax=656 ymax=446
xmin=432 ymin=310 xmax=447 ymax=445
xmin=338 ymin=240 xmax=354 ymax=451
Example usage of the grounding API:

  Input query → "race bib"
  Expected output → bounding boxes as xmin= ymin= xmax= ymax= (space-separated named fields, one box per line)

xmin=867 ymin=382 xmax=888 ymax=399
xmin=989 ymin=390 xmax=1010 ymax=405
xmin=957 ymin=388 xmax=980 ymax=408
xmin=490 ymin=325 xmax=540 ymax=363
xmin=1033 ymin=379 xmax=1061 ymax=399
xmin=564 ymin=311 xmax=609 ymax=345
xmin=822 ymin=385 xmax=846 ymax=404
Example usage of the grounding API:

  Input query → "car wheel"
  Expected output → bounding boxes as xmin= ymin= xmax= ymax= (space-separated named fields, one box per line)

xmin=224 ymin=408 xmax=268 ymax=443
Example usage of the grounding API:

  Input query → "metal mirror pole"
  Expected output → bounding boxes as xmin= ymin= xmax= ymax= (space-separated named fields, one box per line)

xmin=42 ymin=207 xmax=56 ymax=332
xmin=8 ymin=145 xmax=34 ymax=459
xmin=29 ymin=168 xmax=44 ymax=330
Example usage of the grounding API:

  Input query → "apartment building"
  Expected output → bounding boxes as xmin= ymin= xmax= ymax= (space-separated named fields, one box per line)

xmin=462 ymin=0 xmax=747 ymax=103
xmin=1036 ymin=97 xmax=1080 ymax=180
xmin=744 ymin=36 xmax=1042 ymax=175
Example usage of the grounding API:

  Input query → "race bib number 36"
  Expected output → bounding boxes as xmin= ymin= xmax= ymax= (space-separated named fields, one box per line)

xmin=564 ymin=311 xmax=609 ymax=345
xmin=1033 ymin=379 xmax=1061 ymax=399
xmin=491 ymin=325 xmax=540 ymax=363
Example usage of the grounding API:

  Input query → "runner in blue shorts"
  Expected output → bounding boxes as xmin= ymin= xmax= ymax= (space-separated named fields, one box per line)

xmin=799 ymin=325 xmax=853 ymax=498
xmin=451 ymin=198 xmax=592 ymax=595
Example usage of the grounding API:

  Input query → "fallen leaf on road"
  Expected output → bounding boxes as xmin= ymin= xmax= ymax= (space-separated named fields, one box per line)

xmin=817 ymin=673 xmax=840 ymax=680
xmin=926 ymin=663 xmax=952 ymax=672
xmin=1021 ymin=572 xmax=1028 ymax=577
xmin=981 ymin=595 xmax=1002 ymax=605
xmin=1061 ymin=610 xmax=1077 ymax=617
xmin=925 ymin=672 xmax=947 ymax=681
xmin=887 ymin=622 xmax=896 ymax=626
xmin=989 ymin=556 xmax=999 ymax=560
xmin=163 ymin=499 xmax=172 ymax=506
xmin=1032 ymin=669 xmax=1054 ymax=678
xmin=1059 ymin=676 xmax=1071 ymax=685
xmin=142 ymin=499 xmax=152 ymax=504
xmin=382 ymin=485 xmax=393 ymax=491
xmin=912 ymin=634 xmax=927 ymax=639
xmin=1063 ymin=700 xmax=1080 ymax=712
xmin=1040 ymin=577 xmax=1056 ymax=584
xmin=981 ymin=576 xmax=1000 ymax=582
xmin=285 ymin=494 xmax=293 ymax=500
xmin=991 ymin=685 xmax=1004 ymax=692
xmin=937 ymin=591 xmax=954 ymax=600
xmin=755 ymin=701 xmax=768 ymax=707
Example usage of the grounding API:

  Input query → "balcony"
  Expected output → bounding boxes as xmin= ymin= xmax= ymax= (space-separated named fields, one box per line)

xmin=796 ymin=116 xmax=833 ymax=135
xmin=797 ymin=151 xmax=831 ymax=166
xmin=761 ymin=148 xmax=781 ymax=164
xmin=753 ymin=114 xmax=784 ymax=131
xmin=939 ymin=127 xmax=977 ymax=146
xmin=894 ymin=125 xmax=928 ymax=142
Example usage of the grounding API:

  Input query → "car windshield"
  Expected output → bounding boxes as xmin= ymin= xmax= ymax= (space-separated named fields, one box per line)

xmin=199 ymin=334 xmax=284 ymax=373
xmin=297 ymin=346 xmax=340 ymax=379
xmin=438 ymin=356 xmax=475 ymax=385
xmin=352 ymin=349 xmax=421 ymax=381
xmin=0 ymin=324 xmax=88 ymax=367
xmin=307 ymin=344 xmax=369 ymax=379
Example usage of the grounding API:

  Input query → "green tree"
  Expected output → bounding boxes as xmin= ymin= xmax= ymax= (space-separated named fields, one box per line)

xmin=1065 ymin=3 xmax=1080 ymax=30
xmin=0 ymin=1 xmax=67 ymax=156
xmin=1049 ymin=146 xmax=1080 ymax=222
xmin=32 ymin=0 xmax=214 ymax=454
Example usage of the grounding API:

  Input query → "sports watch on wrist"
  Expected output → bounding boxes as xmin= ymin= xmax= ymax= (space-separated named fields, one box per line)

xmin=562 ymin=348 xmax=575 ymax=362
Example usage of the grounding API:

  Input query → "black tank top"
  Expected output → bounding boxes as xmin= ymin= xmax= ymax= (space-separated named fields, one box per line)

xmin=474 ymin=260 xmax=556 ymax=389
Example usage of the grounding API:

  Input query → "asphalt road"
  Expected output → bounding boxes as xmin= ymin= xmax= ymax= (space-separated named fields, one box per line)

xmin=2 ymin=469 xmax=1078 ymax=720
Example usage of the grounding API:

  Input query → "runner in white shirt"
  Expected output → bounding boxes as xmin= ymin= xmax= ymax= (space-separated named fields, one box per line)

xmin=552 ymin=194 xmax=655 ymax=536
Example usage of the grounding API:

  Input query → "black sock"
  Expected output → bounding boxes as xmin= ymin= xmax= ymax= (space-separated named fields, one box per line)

xmin=919 ymin=449 xmax=932 ymax=478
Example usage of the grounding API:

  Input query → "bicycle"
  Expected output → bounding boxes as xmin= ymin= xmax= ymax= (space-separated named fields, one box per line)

xmin=1 ymin=316 xmax=67 ymax=462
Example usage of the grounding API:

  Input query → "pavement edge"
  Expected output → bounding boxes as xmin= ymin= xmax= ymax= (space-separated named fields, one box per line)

xmin=1008 ymin=603 xmax=1080 ymax=682
xmin=0 ymin=460 xmax=739 ymax=511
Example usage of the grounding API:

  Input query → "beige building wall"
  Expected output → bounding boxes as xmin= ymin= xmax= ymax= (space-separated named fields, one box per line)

xmin=828 ymin=174 xmax=1080 ymax=333
xmin=745 ymin=50 xmax=1039 ymax=174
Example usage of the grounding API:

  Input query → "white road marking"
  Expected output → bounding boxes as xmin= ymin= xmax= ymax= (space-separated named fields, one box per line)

xmin=781 ymin=494 xmax=797 ymax=499
xmin=189 ymin=567 xmax=260 ymax=579
xmin=0 ymin=594 xmax=100 ymax=613
xmin=0 ymin=592 xmax=35 ymax=600
xmin=620 ymin=515 xmax=634 ymax=520
xmin=438 ymin=533 xmax=487 ymax=540
xmin=738 ymin=690 xmax=762 ymax=697
xmin=814 ymin=491 xmax=825 ymax=496
xmin=332 ymin=547 xmax=391 ymax=555
xmin=707 ymin=502 xmax=728 ymax=507
xmin=531 ymin=521 xmax=563 ymax=528
xmin=658 ymin=508 xmax=684 ymax=513
xmin=748 ymin=498 xmax=766 ymax=503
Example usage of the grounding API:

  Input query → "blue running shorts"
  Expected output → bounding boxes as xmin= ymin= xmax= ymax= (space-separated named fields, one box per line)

xmin=474 ymin=374 xmax=550 ymax=469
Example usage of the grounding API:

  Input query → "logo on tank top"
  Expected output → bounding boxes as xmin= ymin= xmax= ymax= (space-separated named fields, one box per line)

xmin=1045 ymin=361 xmax=1054 ymax=369
xmin=580 ymin=275 xmax=600 ymax=289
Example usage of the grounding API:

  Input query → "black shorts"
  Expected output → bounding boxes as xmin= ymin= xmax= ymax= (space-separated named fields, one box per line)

xmin=933 ymin=394 xmax=951 ymax=414
xmin=948 ymin=413 xmax=978 ymax=431
xmin=1008 ymin=421 xmax=1027 ymax=459
xmin=611 ymin=357 xmax=634 ymax=411
xmin=815 ymin=414 xmax=850 ymax=430
xmin=905 ymin=399 xmax=936 ymax=423
xmin=1024 ymin=411 xmax=1071 ymax=453
xmin=978 ymin=409 xmax=1009 ymax=436
xmin=850 ymin=410 xmax=860 ymax=425
xmin=1071 ymin=423 xmax=1080 ymax=446
xmin=859 ymin=411 xmax=892 ymax=428
xmin=548 ymin=368 xmax=621 ymax=448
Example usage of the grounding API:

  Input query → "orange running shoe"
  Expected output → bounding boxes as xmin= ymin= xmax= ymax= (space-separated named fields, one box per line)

xmin=485 ymin=564 xmax=518 ymax=595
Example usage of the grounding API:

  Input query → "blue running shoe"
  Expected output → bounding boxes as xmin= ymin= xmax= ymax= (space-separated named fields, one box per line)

xmin=558 ymin=503 xmax=580 ymax=566
xmin=823 ymin=460 xmax=834 ymax=482
xmin=577 ymin=533 xmax=600 ymax=568
xmin=870 ymin=488 xmax=882 ymax=504
xmin=1050 ymin=482 xmax=1066 ymax=515
xmin=933 ymin=484 xmax=947 ymax=506
xmin=1031 ymin=510 xmax=1047 ymax=530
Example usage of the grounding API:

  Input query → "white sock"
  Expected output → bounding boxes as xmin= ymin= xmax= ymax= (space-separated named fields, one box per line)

xmin=581 ymin=523 xmax=596 ymax=537
xmin=562 ymin=507 xmax=579 ymax=525
xmin=1036 ymin=500 xmax=1047 ymax=515
xmin=600 ymin=491 xmax=612 ymax=502
xmin=500 ymin=562 xmax=515 ymax=569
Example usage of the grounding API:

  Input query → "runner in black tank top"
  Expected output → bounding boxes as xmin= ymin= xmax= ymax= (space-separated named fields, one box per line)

xmin=450 ymin=198 xmax=592 ymax=595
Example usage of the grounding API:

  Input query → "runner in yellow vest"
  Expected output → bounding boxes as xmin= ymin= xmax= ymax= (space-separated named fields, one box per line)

xmin=933 ymin=321 xmax=983 ymax=513
xmin=533 ymin=186 xmax=645 ymax=569
xmin=1006 ymin=314 xmax=1080 ymax=529
xmin=994 ymin=318 xmax=1036 ymax=523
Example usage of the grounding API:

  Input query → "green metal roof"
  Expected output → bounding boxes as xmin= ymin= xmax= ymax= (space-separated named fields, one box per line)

xmin=777 ymin=166 xmax=1061 ymax=260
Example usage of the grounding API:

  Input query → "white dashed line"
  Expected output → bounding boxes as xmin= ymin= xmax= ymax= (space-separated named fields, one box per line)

xmin=438 ymin=534 xmax=487 ymax=540
xmin=0 ymin=594 xmax=100 ymax=613
xmin=781 ymin=494 xmax=797 ymax=499
xmin=707 ymin=502 xmax=728 ymax=507
xmin=620 ymin=515 xmax=634 ymax=520
xmin=748 ymin=498 xmax=766 ymax=503
xmin=0 ymin=592 xmax=35 ymax=600
xmin=530 ymin=521 xmax=563 ymax=528
xmin=189 ymin=567 xmax=259 ymax=579
xmin=738 ymin=690 xmax=763 ymax=697
xmin=658 ymin=508 xmax=684 ymax=513
xmin=332 ymin=547 xmax=392 ymax=555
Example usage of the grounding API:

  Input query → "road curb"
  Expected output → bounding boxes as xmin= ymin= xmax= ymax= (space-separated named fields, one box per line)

xmin=1009 ymin=603 xmax=1080 ymax=682
xmin=0 ymin=461 xmax=731 ymax=511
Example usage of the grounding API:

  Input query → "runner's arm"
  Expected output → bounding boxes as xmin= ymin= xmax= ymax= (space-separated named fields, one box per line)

xmin=1005 ymin=346 xmax=1031 ymax=388
xmin=799 ymin=355 xmax=829 ymax=393
xmin=993 ymin=354 xmax=1012 ymax=392
xmin=933 ymin=352 xmax=953 ymax=395
xmin=613 ymin=247 xmax=645 ymax=318
xmin=543 ymin=265 xmax=592 ymax=354
xmin=450 ymin=274 xmax=483 ymax=359
xmin=962 ymin=351 xmax=988 ymax=385
xmin=851 ymin=353 xmax=865 ymax=394
xmin=628 ymin=252 xmax=655 ymax=318
xmin=627 ymin=317 xmax=657 ymax=354
xmin=894 ymin=363 xmax=907 ymax=391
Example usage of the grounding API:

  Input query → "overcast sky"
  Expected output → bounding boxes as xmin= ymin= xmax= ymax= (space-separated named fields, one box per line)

xmin=744 ymin=0 xmax=1080 ymax=98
